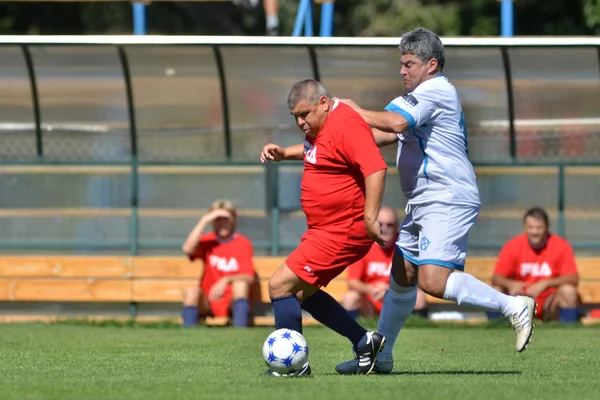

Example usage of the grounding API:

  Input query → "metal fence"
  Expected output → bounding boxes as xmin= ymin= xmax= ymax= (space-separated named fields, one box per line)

xmin=1 ymin=36 xmax=599 ymax=256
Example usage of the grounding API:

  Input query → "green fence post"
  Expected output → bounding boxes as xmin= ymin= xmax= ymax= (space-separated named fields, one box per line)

xmin=21 ymin=45 xmax=43 ymax=159
xmin=308 ymin=45 xmax=320 ymax=82
xmin=266 ymin=163 xmax=280 ymax=256
xmin=557 ymin=164 xmax=565 ymax=238
xmin=271 ymin=206 xmax=280 ymax=256
xmin=118 ymin=46 xmax=139 ymax=319
xmin=501 ymin=47 xmax=517 ymax=162
xmin=213 ymin=45 xmax=232 ymax=161
xmin=130 ymin=158 xmax=140 ymax=257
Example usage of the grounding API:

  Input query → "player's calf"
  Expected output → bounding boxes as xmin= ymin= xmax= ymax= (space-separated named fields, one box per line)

xmin=548 ymin=284 xmax=580 ymax=323
xmin=441 ymin=270 xmax=536 ymax=352
xmin=486 ymin=285 xmax=507 ymax=320
xmin=181 ymin=286 xmax=211 ymax=327
xmin=302 ymin=289 xmax=385 ymax=374
xmin=417 ymin=264 xmax=453 ymax=298
xmin=231 ymin=280 xmax=251 ymax=328
xmin=268 ymin=262 xmax=315 ymax=333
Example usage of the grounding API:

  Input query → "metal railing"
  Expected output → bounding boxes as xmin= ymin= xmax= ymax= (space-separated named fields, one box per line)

xmin=0 ymin=36 xmax=599 ymax=255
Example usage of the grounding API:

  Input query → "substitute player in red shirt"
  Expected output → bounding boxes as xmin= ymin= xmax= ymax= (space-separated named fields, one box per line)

xmin=181 ymin=199 xmax=257 ymax=328
xmin=492 ymin=207 xmax=580 ymax=322
xmin=343 ymin=206 xmax=428 ymax=318
xmin=260 ymin=79 xmax=388 ymax=376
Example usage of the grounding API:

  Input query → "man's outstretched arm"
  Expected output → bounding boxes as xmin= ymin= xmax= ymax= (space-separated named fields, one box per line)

xmin=260 ymin=143 xmax=304 ymax=162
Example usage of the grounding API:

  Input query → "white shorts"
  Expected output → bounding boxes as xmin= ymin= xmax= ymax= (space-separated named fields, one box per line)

xmin=395 ymin=202 xmax=480 ymax=271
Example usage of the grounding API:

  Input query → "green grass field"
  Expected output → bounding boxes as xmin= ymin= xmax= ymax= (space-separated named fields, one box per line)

xmin=1 ymin=320 xmax=599 ymax=400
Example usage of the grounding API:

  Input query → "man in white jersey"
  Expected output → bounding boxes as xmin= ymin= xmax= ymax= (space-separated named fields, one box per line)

xmin=335 ymin=27 xmax=536 ymax=375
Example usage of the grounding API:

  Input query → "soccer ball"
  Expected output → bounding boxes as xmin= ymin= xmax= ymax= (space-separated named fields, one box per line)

xmin=262 ymin=328 xmax=309 ymax=375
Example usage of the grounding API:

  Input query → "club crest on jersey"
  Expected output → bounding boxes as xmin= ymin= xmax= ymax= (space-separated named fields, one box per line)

xmin=420 ymin=236 xmax=431 ymax=251
xmin=401 ymin=94 xmax=419 ymax=107
xmin=304 ymin=140 xmax=317 ymax=164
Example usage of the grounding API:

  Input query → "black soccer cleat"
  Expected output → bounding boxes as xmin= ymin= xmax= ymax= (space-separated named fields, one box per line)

xmin=335 ymin=356 xmax=393 ymax=375
xmin=354 ymin=331 xmax=386 ymax=375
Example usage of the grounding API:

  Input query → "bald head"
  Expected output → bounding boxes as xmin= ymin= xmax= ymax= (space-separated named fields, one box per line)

xmin=378 ymin=207 xmax=398 ymax=224
xmin=287 ymin=79 xmax=334 ymax=138
xmin=378 ymin=206 xmax=399 ymax=247
xmin=287 ymin=79 xmax=330 ymax=110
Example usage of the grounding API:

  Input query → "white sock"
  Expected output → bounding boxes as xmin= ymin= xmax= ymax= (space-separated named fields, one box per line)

xmin=443 ymin=272 xmax=523 ymax=316
xmin=266 ymin=15 xmax=279 ymax=30
xmin=376 ymin=277 xmax=416 ymax=361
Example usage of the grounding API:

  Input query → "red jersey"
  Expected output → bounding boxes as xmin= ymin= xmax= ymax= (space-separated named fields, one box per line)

xmin=348 ymin=244 xmax=394 ymax=285
xmin=494 ymin=233 xmax=578 ymax=285
xmin=301 ymin=101 xmax=387 ymax=243
xmin=190 ymin=233 xmax=255 ymax=294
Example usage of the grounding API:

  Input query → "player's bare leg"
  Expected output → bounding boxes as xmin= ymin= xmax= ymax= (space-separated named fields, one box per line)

xmin=181 ymin=286 xmax=212 ymax=327
xmin=263 ymin=263 xmax=315 ymax=377
xmin=230 ymin=280 xmax=252 ymax=328
xmin=420 ymin=265 xmax=536 ymax=352
xmin=543 ymin=284 xmax=580 ymax=322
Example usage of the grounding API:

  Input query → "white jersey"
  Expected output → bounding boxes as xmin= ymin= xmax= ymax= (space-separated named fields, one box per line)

xmin=385 ymin=74 xmax=480 ymax=206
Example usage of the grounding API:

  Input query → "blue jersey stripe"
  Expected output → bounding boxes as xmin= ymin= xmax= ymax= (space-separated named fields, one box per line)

xmin=384 ymin=103 xmax=416 ymax=130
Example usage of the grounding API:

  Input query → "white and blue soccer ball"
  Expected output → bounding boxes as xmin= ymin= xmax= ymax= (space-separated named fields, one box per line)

xmin=262 ymin=328 xmax=309 ymax=375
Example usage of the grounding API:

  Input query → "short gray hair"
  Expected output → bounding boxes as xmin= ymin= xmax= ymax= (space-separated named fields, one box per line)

xmin=399 ymin=27 xmax=445 ymax=71
xmin=287 ymin=79 xmax=330 ymax=109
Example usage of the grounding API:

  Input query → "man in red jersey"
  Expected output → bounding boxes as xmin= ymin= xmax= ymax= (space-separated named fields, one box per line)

xmin=181 ymin=199 xmax=257 ymax=328
xmin=343 ymin=206 xmax=429 ymax=319
xmin=259 ymin=79 xmax=388 ymax=377
xmin=492 ymin=207 xmax=580 ymax=322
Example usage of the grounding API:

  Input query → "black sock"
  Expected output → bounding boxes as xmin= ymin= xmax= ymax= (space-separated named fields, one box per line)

xmin=301 ymin=290 xmax=366 ymax=347
xmin=271 ymin=295 xmax=302 ymax=333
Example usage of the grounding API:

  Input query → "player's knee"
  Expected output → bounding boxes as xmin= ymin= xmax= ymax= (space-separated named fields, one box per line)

xmin=418 ymin=278 xmax=441 ymax=297
xmin=342 ymin=290 xmax=362 ymax=310
xmin=268 ymin=272 xmax=290 ymax=299
xmin=231 ymin=280 xmax=251 ymax=299
xmin=268 ymin=275 xmax=280 ymax=298
xmin=389 ymin=252 xmax=417 ymax=286
xmin=183 ymin=286 xmax=201 ymax=306
xmin=268 ymin=263 xmax=299 ymax=299
xmin=558 ymin=284 xmax=579 ymax=307
xmin=417 ymin=265 xmax=450 ymax=297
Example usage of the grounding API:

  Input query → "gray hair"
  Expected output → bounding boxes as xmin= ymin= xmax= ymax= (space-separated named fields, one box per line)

xmin=287 ymin=79 xmax=330 ymax=109
xmin=399 ymin=27 xmax=445 ymax=71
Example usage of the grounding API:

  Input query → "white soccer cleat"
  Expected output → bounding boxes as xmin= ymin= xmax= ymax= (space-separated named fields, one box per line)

xmin=508 ymin=296 xmax=536 ymax=352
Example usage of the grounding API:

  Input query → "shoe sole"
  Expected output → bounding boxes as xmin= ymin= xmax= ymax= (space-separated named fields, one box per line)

xmin=518 ymin=299 xmax=537 ymax=353
xmin=363 ymin=336 xmax=386 ymax=375
xmin=262 ymin=363 xmax=311 ymax=377
xmin=335 ymin=362 xmax=393 ymax=375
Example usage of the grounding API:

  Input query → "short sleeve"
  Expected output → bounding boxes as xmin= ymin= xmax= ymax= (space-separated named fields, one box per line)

xmin=341 ymin=117 xmax=387 ymax=178
xmin=384 ymin=89 xmax=437 ymax=131
xmin=236 ymin=239 xmax=256 ymax=276
xmin=494 ymin=242 xmax=517 ymax=278
xmin=189 ymin=240 xmax=207 ymax=262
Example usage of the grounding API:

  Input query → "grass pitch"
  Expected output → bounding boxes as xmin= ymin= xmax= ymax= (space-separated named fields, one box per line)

xmin=1 ymin=320 xmax=599 ymax=400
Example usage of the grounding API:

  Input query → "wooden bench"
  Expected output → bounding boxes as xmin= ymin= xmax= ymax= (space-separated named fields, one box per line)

xmin=0 ymin=256 xmax=599 ymax=325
